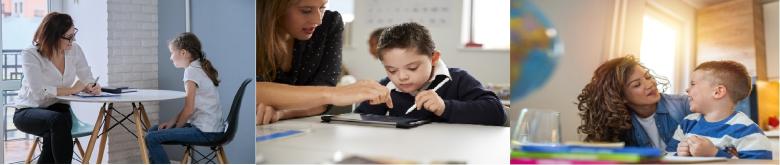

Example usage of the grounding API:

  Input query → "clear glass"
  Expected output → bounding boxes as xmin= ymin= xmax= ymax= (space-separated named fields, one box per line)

xmin=512 ymin=108 xmax=562 ymax=146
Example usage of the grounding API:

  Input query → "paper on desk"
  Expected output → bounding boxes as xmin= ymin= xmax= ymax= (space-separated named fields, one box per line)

xmin=564 ymin=141 xmax=625 ymax=148
xmin=662 ymin=155 xmax=727 ymax=163
xmin=764 ymin=129 xmax=779 ymax=138
xmin=73 ymin=92 xmax=119 ymax=97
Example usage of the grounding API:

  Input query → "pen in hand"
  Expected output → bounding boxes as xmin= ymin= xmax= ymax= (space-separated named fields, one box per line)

xmin=405 ymin=78 xmax=450 ymax=114
xmin=89 ymin=76 xmax=100 ymax=94
xmin=92 ymin=76 xmax=100 ymax=88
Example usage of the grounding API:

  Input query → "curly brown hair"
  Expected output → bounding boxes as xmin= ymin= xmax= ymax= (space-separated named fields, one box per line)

xmin=576 ymin=56 xmax=668 ymax=142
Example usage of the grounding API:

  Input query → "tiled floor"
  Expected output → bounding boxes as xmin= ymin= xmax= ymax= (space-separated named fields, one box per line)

xmin=4 ymin=139 xmax=36 ymax=164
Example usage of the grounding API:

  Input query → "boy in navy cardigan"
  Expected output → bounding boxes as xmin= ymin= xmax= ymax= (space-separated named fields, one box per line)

xmin=355 ymin=22 xmax=506 ymax=126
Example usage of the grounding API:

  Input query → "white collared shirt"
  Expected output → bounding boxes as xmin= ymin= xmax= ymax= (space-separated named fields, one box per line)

xmin=17 ymin=43 xmax=95 ymax=108
xmin=183 ymin=60 xmax=224 ymax=133
xmin=386 ymin=59 xmax=451 ymax=95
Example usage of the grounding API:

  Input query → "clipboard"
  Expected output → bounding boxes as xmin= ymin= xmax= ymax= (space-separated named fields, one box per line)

xmin=321 ymin=113 xmax=430 ymax=129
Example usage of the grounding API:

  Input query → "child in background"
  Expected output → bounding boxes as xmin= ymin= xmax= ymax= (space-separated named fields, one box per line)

xmin=146 ymin=32 xmax=224 ymax=163
xmin=367 ymin=27 xmax=386 ymax=59
xmin=355 ymin=22 xmax=506 ymax=126
xmin=666 ymin=61 xmax=771 ymax=159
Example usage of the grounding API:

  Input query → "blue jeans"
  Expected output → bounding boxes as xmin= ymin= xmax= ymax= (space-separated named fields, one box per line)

xmin=145 ymin=123 xmax=222 ymax=164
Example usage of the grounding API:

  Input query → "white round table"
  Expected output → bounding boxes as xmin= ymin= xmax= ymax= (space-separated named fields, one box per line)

xmin=57 ymin=89 xmax=185 ymax=103
xmin=57 ymin=89 xmax=184 ymax=164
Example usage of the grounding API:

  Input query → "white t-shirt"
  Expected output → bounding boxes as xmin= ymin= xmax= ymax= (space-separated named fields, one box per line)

xmin=183 ymin=60 xmax=223 ymax=133
xmin=636 ymin=113 xmax=666 ymax=150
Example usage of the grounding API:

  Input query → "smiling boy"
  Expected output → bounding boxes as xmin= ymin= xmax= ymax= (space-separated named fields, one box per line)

xmin=666 ymin=61 xmax=771 ymax=159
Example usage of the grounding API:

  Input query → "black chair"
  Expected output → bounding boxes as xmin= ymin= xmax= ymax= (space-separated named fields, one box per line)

xmin=165 ymin=78 xmax=251 ymax=164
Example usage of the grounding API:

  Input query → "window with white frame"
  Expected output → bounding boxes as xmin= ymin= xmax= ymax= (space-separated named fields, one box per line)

xmin=1 ymin=0 xmax=52 ymax=140
xmin=326 ymin=0 xmax=354 ymax=47
xmin=639 ymin=6 xmax=684 ymax=94
xmin=462 ymin=0 xmax=509 ymax=50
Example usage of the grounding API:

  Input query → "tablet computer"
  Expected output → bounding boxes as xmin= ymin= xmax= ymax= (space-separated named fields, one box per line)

xmin=321 ymin=113 xmax=430 ymax=129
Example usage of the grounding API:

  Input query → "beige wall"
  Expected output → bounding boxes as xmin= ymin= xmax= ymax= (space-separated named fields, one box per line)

xmin=514 ymin=0 xmax=616 ymax=142
xmin=764 ymin=1 xmax=779 ymax=80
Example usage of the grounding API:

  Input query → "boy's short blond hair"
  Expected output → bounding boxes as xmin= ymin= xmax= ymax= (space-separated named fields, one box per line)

xmin=694 ymin=61 xmax=752 ymax=103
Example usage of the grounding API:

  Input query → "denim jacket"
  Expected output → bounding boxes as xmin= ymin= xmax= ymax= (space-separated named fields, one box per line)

xmin=624 ymin=94 xmax=691 ymax=148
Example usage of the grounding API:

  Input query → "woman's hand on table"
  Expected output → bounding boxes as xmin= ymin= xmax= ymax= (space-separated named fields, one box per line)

xmin=59 ymin=82 xmax=87 ymax=96
xmin=327 ymin=80 xmax=393 ymax=108
xmin=257 ymin=102 xmax=282 ymax=125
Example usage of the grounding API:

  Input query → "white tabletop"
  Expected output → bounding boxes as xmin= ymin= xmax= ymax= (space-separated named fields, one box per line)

xmin=255 ymin=115 xmax=510 ymax=164
xmin=56 ymin=89 xmax=185 ymax=103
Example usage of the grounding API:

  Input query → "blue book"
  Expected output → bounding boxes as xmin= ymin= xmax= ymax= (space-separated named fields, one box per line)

xmin=517 ymin=145 xmax=662 ymax=158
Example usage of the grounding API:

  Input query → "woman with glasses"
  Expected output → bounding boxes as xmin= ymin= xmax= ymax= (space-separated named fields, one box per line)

xmin=13 ymin=12 xmax=101 ymax=164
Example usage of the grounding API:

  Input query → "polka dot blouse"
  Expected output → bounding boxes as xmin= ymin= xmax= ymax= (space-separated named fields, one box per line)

xmin=273 ymin=10 xmax=344 ymax=87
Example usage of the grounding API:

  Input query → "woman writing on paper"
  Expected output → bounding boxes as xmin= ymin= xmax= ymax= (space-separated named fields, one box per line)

xmin=14 ymin=12 xmax=102 ymax=164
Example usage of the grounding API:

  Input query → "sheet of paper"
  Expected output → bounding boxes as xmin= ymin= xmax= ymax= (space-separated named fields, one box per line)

xmin=662 ymin=155 xmax=727 ymax=163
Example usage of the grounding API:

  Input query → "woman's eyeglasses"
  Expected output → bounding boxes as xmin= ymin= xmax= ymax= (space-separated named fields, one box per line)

xmin=61 ymin=28 xmax=78 ymax=43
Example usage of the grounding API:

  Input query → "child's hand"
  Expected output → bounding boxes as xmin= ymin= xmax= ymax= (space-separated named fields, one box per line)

xmin=687 ymin=135 xmax=718 ymax=157
xmin=256 ymin=102 xmax=281 ymax=125
xmin=415 ymin=90 xmax=445 ymax=116
xmin=159 ymin=119 xmax=177 ymax=130
xmin=677 ymin=141 xmax=691 ymax=156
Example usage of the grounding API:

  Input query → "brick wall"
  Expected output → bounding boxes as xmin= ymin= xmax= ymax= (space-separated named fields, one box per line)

xmin=106 ymin=0 xmax=158 ymax=163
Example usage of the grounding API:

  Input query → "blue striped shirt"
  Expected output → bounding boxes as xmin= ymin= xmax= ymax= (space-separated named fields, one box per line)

xmin=666 ymin=111 xmax=772 ymax=159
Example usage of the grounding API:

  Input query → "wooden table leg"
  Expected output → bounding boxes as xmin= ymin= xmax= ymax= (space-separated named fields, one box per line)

xmin=134 ymin=102 xmax=151 ymax=164
xmin=82 ymin=103 xmax=107 ymax=164
xmin=96 ymin=103 xmax=113 ymax=163
xmin=138 ymin=103 xmax=151 ymax=128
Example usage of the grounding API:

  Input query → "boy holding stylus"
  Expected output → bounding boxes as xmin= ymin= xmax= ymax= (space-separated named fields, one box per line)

xmin=354 ymin=22 xmax=506 ymax=126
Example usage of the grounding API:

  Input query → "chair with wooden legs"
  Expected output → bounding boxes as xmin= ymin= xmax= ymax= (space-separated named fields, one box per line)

xmin=25 ymin=109 xmax=94 ymax=163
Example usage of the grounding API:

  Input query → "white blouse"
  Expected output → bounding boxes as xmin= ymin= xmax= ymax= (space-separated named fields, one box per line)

xmin=16 ymin=43 xmax=96 ymax=108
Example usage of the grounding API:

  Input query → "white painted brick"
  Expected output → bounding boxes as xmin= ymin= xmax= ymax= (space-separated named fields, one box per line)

xmin=105 ymin=0 xmax=159 ymax=163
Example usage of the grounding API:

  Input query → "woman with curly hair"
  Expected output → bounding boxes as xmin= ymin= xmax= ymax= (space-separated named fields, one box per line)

xmin=576 ymin=56 xmax=691 ymax=149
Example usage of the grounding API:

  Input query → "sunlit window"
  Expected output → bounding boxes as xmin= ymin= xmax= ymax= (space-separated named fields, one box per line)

xmin=463 ymin=0 xmax=509 ymax=49
xmin=326 ymin=0 xmax=354 ymax=47
xmin=639 ymin=12 xmax=680 ymax=94
xmin=1 ymin=0 xmax=49 ymax=141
